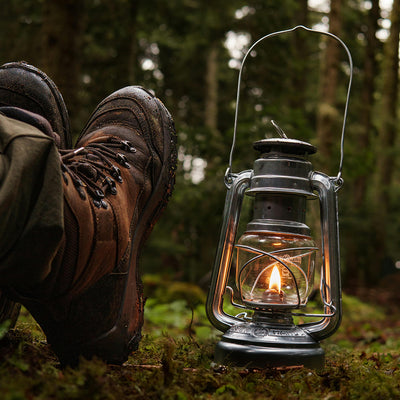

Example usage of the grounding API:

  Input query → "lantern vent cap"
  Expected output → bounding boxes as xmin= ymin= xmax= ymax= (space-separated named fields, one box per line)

xmin=253 ymin=138 xmax=317 ymax=156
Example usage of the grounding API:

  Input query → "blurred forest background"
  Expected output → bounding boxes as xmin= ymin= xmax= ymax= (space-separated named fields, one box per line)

xmin=0 ymin=0 xmax=399 ymax=293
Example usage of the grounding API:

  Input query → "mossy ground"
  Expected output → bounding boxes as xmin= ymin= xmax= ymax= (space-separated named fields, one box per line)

xmin=1 ymin=275 xmax=400 ymax=399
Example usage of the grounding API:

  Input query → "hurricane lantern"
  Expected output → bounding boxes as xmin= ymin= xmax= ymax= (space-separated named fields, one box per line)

xmin=206 ymin=26 xmax=353 ymax=370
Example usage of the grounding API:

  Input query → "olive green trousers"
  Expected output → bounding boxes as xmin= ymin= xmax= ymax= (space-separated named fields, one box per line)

xmin=0 ymin=113 xmax=63 ymax=287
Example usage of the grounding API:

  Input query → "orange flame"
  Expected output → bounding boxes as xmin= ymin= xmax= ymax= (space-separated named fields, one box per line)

xmin=269 ymin=266 xmax=281 ymax=292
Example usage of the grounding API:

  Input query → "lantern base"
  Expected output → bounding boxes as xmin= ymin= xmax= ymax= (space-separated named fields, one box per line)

xmin=214 ymin=322 xmax=324 ymax=370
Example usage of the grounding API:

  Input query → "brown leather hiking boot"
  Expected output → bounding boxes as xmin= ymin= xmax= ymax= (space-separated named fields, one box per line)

xmin=0 ymin=61 xmax=71 ymax=148
xmin=10 ymin=86 xmax=177 ymax=365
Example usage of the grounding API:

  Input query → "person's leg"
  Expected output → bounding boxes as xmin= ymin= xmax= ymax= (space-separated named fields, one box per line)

xmin=3 ymin=85 xmax=177 ymax=365
xmin=0 ymin=61 xmax=71 ymax=328
xmin=0 ymin=112 xmax=64 ymax=285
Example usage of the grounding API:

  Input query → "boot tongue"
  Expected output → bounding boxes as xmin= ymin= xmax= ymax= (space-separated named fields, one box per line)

xmin=77 ymin=162 xmax=99 ymax=181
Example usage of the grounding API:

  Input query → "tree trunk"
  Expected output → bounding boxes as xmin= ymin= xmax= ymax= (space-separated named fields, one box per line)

xmin=316 ymin=0 xmax=342 ymax=172
xmin=344 ymin=0 xmax=380 ymax=287
xmin=41 ymin=0 xmax=85 ymax=136
xmin=376 ymin=0 xmax=400 ymax=205
xmin=372 ymin=0 xmax=400 ymax=282
xmin=289 ymin=0 xmax=309 ymax=110
xmin=128 ymin=0 xmax=140 ymax=84
xmin=354 ymin=1 xmax=380 ymax=207
xmin=204 ymin=43 xmax=218 ymax=134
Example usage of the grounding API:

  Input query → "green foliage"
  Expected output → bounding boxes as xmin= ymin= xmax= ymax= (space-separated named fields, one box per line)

xmin=143 ymin=274 xmax=216 ymax=340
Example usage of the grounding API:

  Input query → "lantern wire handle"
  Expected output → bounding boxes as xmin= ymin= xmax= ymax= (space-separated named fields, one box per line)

xmin=225 ymin=25 xmax=353 ymax=189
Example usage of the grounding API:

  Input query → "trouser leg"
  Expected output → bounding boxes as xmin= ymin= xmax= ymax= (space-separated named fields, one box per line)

xmin=0 ymin=113 xmax=63 ymax=288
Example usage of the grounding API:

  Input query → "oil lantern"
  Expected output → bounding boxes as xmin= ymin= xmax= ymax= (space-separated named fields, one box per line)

xmin=206 ymin=26 xmax=353 ymax=370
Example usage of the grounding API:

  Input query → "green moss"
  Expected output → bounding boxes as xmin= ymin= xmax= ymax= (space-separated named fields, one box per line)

xmin=0 ymin=287 xmax=399 ymax=399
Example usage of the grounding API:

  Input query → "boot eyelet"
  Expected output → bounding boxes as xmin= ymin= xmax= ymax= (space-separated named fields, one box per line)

xmin=104 ymin=177 xmax=118 ymax=195
xmin=111 ymin=166 xmax=123 ymax=183
xmin=95 ymin=189 xmax=105 ymax=199
xmin=116 ymin=153 xmax=130 ymax=167
xmin=121 ymin=140 xmax=136 ymax=153
xmin=78 ymin=187 xmax=87 ymax=200
xmin=93 ymin=199 xmax=108 ymax=209
xmin=104 ymin=176 xmax=114 ymax=186
xmin=74 ymin=178 xmax=84 ymax=188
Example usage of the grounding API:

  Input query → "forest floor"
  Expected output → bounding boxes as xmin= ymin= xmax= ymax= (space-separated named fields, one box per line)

xmin=1 ymin=273 xmax=400 ymax=400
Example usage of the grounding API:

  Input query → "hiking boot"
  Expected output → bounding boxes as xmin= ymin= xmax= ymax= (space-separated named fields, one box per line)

xmin=11 ymin=86 xmax=177 ymax=365
xmin=0 ymin=61 xmax=71 ymax=148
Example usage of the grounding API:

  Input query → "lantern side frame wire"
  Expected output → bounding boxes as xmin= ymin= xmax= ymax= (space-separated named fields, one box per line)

xmin=303 ymin=172 xmax=342 ymax=340
xmin=225 ymin=25 xmax=353 ymax=188
xmin=206 ymin=171 xmax=253 ymax=331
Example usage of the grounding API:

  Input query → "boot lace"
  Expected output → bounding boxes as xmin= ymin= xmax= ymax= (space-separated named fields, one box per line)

xmin=60 ymin=138 xmax=137 ymax=209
